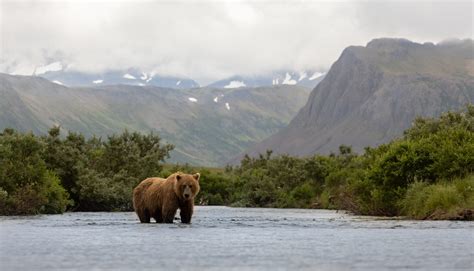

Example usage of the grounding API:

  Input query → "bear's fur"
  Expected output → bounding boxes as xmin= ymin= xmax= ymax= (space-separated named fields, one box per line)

xmin=133 ymin=172 xmax=200 ymax=223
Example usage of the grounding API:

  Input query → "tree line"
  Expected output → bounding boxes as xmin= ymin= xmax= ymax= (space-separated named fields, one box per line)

xmin=1 ymin=105 xmax=473 ymax=219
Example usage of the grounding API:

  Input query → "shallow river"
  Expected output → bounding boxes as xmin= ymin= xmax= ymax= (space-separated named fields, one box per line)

xmin=1 ymin=206 xmax=473 ymax=270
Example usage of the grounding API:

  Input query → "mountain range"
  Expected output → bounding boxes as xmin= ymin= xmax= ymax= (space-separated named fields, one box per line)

xmin=10 ymin=61 xmax=325 ymax=90
xmin=33 ymin=65 xmax=200 ymax=89
xmin=0 ymin=73 xmax=310 ymax=166
xmin=206 ymin=70 xmax=325 ymax=89
xmin=238 ymin=38 xmax=474 ymax=161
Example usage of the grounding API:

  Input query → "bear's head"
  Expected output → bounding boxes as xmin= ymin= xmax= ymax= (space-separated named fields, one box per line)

xmin=173 ymin=172 xmax=200 ymax=201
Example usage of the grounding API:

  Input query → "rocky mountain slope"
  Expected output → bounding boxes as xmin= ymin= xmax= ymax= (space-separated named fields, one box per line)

xmin=0 ymin=73 xmax=310 ymax=166
xmin=239 ymin=38 xmax=474 ymax=160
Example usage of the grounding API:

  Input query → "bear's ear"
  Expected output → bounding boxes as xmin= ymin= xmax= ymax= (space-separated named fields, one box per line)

xmin=176 ymin=174 xmax=182 ymax=181
xmin=193 ymin=173 xmax=200 ymax=182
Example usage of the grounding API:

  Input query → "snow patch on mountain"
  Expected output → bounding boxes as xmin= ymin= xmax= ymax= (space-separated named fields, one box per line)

xmin=214 ymin=96 xmax=219 ymax=103
xmin=282 ymin=73 xmax=297 ymax=85
xmin=52 ymin=80 xmax=64 ymax=85
xmin=188 ymin=97 xmax=198 ymax=102
xmin=92 ymin=79 xmax=103 ymax=84
xmin=140 ymin=72 xmax=148 ymax=80
xmin=298 ymin=72 xmax=307 ymax=81
xmin=309 ymin=72 xmax=324 ymax=80
xmin=224 ymin=81 xmax=246 ymax=88
xmin=35 ymin=62 xmax=63 ymax=75
xmin=123 ymin=73 xmax=136 ymax=80
xmin=225 ymin=103 xmax=230 ymax=110
xmin=176 ymin=80 xmax=181 ymax=86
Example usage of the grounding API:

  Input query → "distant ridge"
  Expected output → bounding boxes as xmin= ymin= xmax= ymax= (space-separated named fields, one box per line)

xmin=35 ymin=67 xmax=200 ymax=89
xmin=206 ymin=70 xmax=325 ymax=89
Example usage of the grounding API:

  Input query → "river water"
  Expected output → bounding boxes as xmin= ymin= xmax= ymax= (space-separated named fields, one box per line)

xmin=0 ymin=206 xmax=472 ymax=270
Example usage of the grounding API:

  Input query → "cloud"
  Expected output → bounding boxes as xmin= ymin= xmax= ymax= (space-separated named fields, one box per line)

xmin=1 ymin=0 xmax=472 ymax=84
xmin=354 ymin=1 xmax=473 ymax=41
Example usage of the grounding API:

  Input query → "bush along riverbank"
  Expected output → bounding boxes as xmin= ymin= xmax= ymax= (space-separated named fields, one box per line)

xmin=1 ymin=105 xmax=473 ymax=220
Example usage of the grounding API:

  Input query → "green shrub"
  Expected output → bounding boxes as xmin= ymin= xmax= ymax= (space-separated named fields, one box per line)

xmin=44 ymin=129 xmax=173 ymax=211
xmin=289 ymin=181 xmax=318 ymax=207
xmin=197 ymin=170 xmax=233 ymax=205
xmin=351 ymin=105 xmax=474 ymax=216
xmin=318 ymin=190 xmax=331 ymax=209
xmin=0 ymin=130 xmax=70 ymax=215
xmin=401 ymin=176 xmax=474 ymax=220
xmin=40 ymin=171 xmax=71 ymax=214
xmin=75 ymin=168 xmax=138 ymax=211
xmin=0 ymin=187 xmax=7 ymax=213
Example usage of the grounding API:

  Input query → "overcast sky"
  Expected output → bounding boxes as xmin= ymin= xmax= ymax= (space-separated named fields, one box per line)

xmin=1 ymin=0 xmax=472 ymax=84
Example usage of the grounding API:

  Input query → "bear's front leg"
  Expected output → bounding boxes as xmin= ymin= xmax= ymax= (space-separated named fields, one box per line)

xmin=180 ymin=201 xmax=194 ymax=224
xmin=152 ymin=209 xmax=163 ymax=223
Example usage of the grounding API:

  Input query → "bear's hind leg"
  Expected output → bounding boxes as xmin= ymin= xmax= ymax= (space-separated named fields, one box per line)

xmin=153 ymin=209 xmax=163 ymax=223
xmin=138 ymin=208 xmax=151 ymax=223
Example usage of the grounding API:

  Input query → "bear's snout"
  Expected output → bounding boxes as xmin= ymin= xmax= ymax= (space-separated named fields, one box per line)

xmin=183 ymin=186 xmax=192 ymax=200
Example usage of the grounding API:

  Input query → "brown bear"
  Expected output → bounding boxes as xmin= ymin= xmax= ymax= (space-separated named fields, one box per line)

xmin=133 ymin=172 xmax=200 ymax=224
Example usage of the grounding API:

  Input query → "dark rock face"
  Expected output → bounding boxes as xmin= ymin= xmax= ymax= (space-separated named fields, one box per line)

xmin=241 ymin=38 xmax=474 ymax=159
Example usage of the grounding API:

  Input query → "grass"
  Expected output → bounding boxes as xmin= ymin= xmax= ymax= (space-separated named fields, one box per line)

xmin=401 ymin=175 xmax=474 ymax=220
